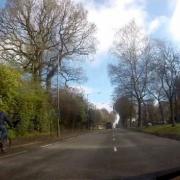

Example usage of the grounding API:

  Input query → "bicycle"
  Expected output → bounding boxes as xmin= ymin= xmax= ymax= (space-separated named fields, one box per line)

xmin=0 ymin=118 xmax=20 ymax=153
xmin=0 ymin=138 xmax=11 ymax=153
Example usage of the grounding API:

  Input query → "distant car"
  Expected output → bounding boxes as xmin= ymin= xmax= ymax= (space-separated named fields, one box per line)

xmin=106 ymin=122 xmax=112 ymax=129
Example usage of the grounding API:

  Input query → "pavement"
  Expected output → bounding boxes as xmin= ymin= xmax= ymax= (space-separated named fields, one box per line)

xmin=1 ymin=129 xmax=180 ymax=179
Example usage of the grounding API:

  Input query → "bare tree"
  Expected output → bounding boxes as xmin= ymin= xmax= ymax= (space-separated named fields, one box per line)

xmin=0 ymin=0 xmax=96 ymax=87
xmin=59 ymin=61 xmax=87 ymax=87
xmin=42 ymin=0 xmax=96 ymax=89
xmin=153 ymin=40 xmax=180 ymax=126
xmin=109 ymin=20 xmax=152 ymax=127
xmin=114 ymin=96 xmax=135 ymax=128
xmin=148 ymin=62 xmax=166 ymax=123
xmin=0 ymin=0 xmax=60 ymax=80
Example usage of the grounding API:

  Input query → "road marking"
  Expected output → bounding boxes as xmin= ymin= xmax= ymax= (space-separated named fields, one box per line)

xmin=0 ymin=150 xmax=27 ymax=159
xmin=41 ymin=144 xmax=52 ymax=148
xmin=12 ymin=141 xmax=40 ymax=149
xmin=114 ymin=146 xmax=117 ymax=152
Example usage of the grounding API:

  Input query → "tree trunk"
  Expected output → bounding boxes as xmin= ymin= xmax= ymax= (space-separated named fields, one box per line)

xmin=142 ymin=101 xmax=147 ymax=125
xmin=174 ymin=93 xmax=178 ymax=122
xmin=32 ymin=71 xmax=40 ymax=82
xmin=158 ymin=101 xmax=165 ymax=124
xmin=46 ymin=78 xmax=52 ymax=92
xmin=46 ymin=58 xmax=62 ymax=91
xmin=169 ymin=98 xmax=175 ymax=126
xmin=137 ymin=100 xmax=142 ymax=128
xmin=129 ymin=95 xmax=133 ymax=127
xmin=32 ymin=57 xmax=42 ymax=83
xmin=72 ymin=118 xmax=76 ymax=132
xmin=46 ymin=65 xmax=58 ymax=91
xmin=129 ymin=116 xmax=132 ymax=127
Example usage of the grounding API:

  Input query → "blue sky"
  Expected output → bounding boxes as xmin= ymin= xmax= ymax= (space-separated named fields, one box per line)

xmin=1 ymin=0 xmax=180 ymax=111
xmin=77 ymin=0 xmax=180 ymax=111
xmin=0 ymin=0 xmax=5 ymax=6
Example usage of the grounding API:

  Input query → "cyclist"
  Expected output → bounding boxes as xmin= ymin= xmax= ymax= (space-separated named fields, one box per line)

xmin=0 ymin=111 xmax=13 ymax=151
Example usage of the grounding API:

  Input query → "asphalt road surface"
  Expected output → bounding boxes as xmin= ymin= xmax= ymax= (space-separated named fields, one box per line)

xmin=1 ymin=129 xmax=180 ymax=180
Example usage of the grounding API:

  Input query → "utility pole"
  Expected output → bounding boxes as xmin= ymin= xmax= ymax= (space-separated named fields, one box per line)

xmin=57 ymin=54 xmax=61 ymax=137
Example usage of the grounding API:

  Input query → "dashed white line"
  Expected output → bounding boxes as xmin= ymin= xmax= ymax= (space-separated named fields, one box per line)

xmin=41 ymin=144 xmax=52 ymax=148
xmin=114 ymin=146 xmax=117 ymax=152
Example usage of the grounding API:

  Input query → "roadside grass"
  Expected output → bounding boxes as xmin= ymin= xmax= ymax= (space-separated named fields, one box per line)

xmin=143 ymin=124 xmax=180 ymax=138
xmin=8 ymin=129 xmax=89 ymax=146
xmin=8 ymin=130 xmax=53 ymax=140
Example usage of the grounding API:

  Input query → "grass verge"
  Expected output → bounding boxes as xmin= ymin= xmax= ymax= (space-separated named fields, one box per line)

xmin=142 ymin=124 xmax=180 ymax=140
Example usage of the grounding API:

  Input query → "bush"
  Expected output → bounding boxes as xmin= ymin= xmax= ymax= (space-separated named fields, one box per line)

xmin=0 ymin=65 xmax=21 ymax=112
xmin=0 ymin=65 xmax=56 ymax=136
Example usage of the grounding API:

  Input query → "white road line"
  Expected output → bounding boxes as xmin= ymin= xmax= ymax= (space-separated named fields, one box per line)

xmin=0 ymin=150 xmax=27 ymax=159
xmin=41 ymin=144 xmax=52 ymax=148
xmin=12 ymin=141 xmax=40 ymax=148
xmin=114 ymin=146 xmax=117 ymax=152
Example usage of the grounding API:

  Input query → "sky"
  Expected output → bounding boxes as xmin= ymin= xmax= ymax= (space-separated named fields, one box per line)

xmin=0 ymin=0 xmax=180 ymax=112
xmin=72 ymin=0 xmax=180 ymax=112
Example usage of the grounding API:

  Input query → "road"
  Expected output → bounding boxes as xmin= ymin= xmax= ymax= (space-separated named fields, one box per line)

xmin=1 ymin=129 xmax=180 ymax=179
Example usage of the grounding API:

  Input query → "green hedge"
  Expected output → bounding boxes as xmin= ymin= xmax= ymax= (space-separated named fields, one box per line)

xmin=0 ymin=65 xmax=56 ymax=137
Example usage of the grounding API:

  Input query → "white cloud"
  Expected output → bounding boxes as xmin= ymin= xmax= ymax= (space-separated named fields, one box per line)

xmin=148 ymin=18 xmax=161 ymax=34
xmin=94 ymin=102 xmax=113 ymax=112
xmin=74 ymin=0 xmax=148 ymax=66
xmin=71 ymin=85 xmax=94 ymax=94
xmin=148 ymin=16 xmax=166 ymax=34
xmin=170 ymin=0 xmax=180 ymax=41
xmin=75 ymin=0 xmax=176 ymax=47
xmin=86 ymin=0 xmax=147 ymax=53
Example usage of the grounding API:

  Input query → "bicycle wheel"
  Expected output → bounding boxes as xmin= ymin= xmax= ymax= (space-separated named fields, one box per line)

xmin=0 ymin=142 xmax=3 ymax=153
xmin=1 ymin=138 xmax=11 ymax=153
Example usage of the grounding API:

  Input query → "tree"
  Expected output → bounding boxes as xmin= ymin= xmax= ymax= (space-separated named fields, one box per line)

xmin=59 ymin=61 xmax=87 ymax=88
xmin=0 ymin=0 xmax=59 ymax=81
xmin=141 ymin=99 xmax=160 ymax=125
xmin=153 ymin=41 xmax=180 ymax=126
xmin=44 ymin=0 xmax=96 ymax=90
xmin=0 ymin=0 xmax=96 ymax=87
xmin=0 ymin=64 xmax=21 ymax=112
xmin=174 ymin=77 xmax=180 ymax=122
xmin=101 ymin=108 xmax=113 ymax=123
xmin=148 ymin=61 xmax=166 ymax=124
xmin=0 ymin=64 xmax=56 ymax=136
xmin=114 ymin=96 xmax=135 ymax=128
xmin=109 ymin=20 xmax=152 ymax=127
xmin=52 ymin=88 xmax=88 ymax=130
